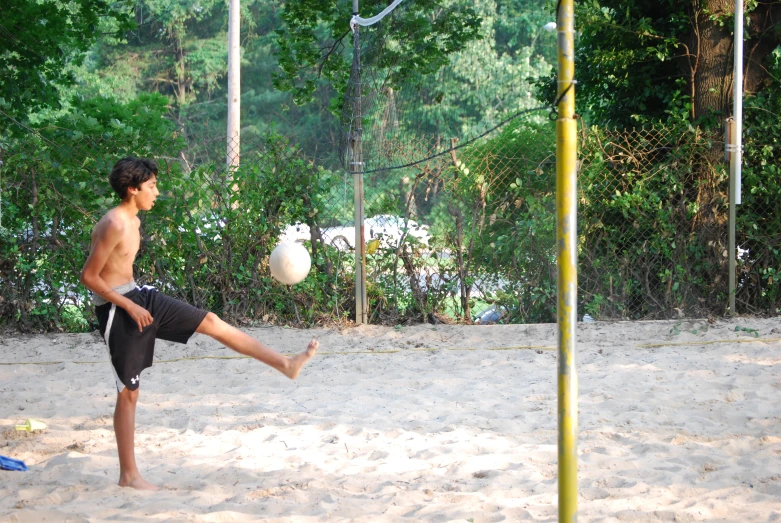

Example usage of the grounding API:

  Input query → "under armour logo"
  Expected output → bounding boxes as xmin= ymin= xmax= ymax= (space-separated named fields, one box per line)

xmin=130 ymin=375 xmax=140 ymax=385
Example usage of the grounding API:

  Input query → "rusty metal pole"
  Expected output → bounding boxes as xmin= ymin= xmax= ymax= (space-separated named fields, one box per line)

xmin=351 ymin=0 xmax=368 ymax=324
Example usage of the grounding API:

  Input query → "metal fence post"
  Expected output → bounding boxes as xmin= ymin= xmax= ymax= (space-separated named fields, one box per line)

xmin=351 ymin=0 xmax=368 ymax=324
xmin=728 ymin=0 xmax=744 ymax=315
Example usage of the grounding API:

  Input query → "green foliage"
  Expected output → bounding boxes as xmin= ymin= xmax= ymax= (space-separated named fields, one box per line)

xmin=64 ymin=0 xmax=342 ymax=155
xmin=0 ymin=0 xmax=134 ymax=120
xmin=6 ymin=0 xmax=781 ymax=331
xmin=445 ymin=120 xmax=559 ymax=322
xmin=584 ymin=293 xmax=607 ymax=318
xmin=452 ymin=111 xmax=779 ymax=321
xmin=136 ymin=133 xmax=341 ymax=322
xmin=562 ymin=1 xmax=781 ymax=126
xmin=0 ymin=94 xmax=179 ymax=331
xmin=738 ymin=46 xmax=781 ymax=310
xmin=576 ymin=122 xmax=730 ymax=318
xmin=58 ymin=93 xmax=178 ymax=138
xmin=734 ymin=325 xmax=759 ymax=337
xmin=568 ymin=0 xmax=691 ymax=126
xmin=55 ymin=0 xmax=554 ymax=164
xmin=494 ymin=0 xmax=556 ymax=62
xmin=392 ymin=0 xmax=553 ymax=139
xmin=274 ymin=0 xmax=482 ymax=108
xmin=0 ymin=94 xmax=348 ymax=330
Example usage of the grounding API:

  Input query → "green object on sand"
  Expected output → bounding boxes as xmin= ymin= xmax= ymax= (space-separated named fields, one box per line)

xmin=734 ymin=325 xmax=759 ymax=338
xmin=15 ymin=419 xmax=47 ymax=432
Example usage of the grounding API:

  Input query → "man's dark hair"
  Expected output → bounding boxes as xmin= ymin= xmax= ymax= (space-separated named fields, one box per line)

xmin=109 ymin=157 xmax=159 ymax=199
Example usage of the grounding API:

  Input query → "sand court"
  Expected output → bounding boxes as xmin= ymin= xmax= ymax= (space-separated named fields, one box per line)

xmin=1 ymin=318 xmax=781 ymax=521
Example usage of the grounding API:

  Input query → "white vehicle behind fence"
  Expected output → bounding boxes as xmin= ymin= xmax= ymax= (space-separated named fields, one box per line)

xmin=281 ymin=215 xmax=430 ymax=251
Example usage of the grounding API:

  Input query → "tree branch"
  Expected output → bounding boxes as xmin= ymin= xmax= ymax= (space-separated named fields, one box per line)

xmin=317 ymin=29 xmax=350 ymax=77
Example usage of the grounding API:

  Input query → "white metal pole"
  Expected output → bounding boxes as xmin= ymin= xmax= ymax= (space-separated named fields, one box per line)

xmin=728 ymin=0 xmax=743 ymax=314
xmin=734 ymin=0 xmax=743 ymax=206
xmin=227 ymin=0 xmax=241 ymax=169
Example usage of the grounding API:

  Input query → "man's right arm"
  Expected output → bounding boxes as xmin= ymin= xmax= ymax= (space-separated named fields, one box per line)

xmin=80 ymin=219 xmax=153 ymax=331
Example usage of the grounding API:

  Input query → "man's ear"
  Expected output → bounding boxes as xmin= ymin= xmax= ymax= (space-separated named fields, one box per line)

xmin=127 ymin=185 xmax=140 ymax=196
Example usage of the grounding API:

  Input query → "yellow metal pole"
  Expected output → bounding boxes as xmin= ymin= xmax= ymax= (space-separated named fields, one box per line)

xmin=555 ymin=0 xmax=578 ymax=521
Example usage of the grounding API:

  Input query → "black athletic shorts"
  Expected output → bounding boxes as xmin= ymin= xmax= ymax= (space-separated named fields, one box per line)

xmin=95 ymin=285 xmax=209 ymax=392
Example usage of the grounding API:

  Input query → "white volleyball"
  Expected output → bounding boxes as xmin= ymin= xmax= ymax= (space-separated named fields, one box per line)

xmin=269 ymin=242 xmax=311 ymax=285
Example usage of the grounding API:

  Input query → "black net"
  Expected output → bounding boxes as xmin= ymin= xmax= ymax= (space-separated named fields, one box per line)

xmin=341 ymin=0 xmax=553 ymax=174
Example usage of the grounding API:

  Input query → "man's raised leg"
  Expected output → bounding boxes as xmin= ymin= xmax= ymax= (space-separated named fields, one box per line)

xmin=196 ymin=312 xmax=318 ymax=379
xmin=114 ymin=387 xmax=159 ymax=490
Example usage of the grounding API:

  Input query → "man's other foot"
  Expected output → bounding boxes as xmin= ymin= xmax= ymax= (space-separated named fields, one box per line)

xmin=119 ymin=475 xmax=161 ymax=491
xmin=282 ymin=339 xmax=319 ymax=379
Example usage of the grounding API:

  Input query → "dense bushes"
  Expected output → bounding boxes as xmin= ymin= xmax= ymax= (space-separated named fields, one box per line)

xmin=737 ymin=51 xmax=781 ymax=312
xmin=0 ymin=95 xmax=349 ymax=331
xmin=577 ymin=124 xmax=729 ymax=319
xmin=440 ymin=121 xmax=558 ymax=323
xmin=0 ymin=94 xmax=180 ymax=331
xmin=442 ymin=115 xmax=780 ymax=322
xmin=3 ymin=94 xmax=781 ymax=332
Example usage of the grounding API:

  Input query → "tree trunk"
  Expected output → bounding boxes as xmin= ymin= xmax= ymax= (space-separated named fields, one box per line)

xmin=744 ymin=3 xmax=781 ymax=94
xmin=684 ymin=0 xmax=781 ymax=120
xmin=685 ymin=0 xmax=733 ymax=120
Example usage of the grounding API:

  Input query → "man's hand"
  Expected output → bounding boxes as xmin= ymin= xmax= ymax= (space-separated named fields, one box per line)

xmin=127 ymin=303 xmax=154 ymax=332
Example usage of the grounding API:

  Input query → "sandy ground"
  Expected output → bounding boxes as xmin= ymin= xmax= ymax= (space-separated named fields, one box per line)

xmin=1 ymin=317 xmax=781 ymax=522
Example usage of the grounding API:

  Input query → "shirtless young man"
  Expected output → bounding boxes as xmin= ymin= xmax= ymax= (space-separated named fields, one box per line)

xmin=80 ymin=157 xmax=318 ymax=491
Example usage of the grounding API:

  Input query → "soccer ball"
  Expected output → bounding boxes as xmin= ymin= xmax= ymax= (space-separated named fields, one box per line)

xmin=269 ymin=242 xmax=311 ymax=285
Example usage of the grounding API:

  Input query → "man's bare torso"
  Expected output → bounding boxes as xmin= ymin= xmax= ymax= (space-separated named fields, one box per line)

xmin=93 ymin=209 xmax=140 ymax=288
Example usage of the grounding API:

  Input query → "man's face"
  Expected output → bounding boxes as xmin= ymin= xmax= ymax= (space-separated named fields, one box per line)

xmin=131 ymin=175 xmax=159 ymax=210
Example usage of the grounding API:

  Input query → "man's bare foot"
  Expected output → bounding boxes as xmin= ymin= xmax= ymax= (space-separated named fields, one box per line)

xmin=282 ymin=339 xmax=319 ymax=379
xmin=118 ymin=474 xmax=161 ymax=491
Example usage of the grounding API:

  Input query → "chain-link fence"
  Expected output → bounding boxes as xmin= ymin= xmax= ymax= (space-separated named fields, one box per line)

xmin=1 ymin=111 xmax=779 ymax=331
xmin=344 ymin=118 xmax=778 ymax=324
xmin=578 ymin=123 xmax=728 ymax=320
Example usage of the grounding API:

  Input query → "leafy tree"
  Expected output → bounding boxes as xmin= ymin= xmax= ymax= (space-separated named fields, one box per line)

xmin=393 ymin=0 xmax=554 ymax=138
xmin=273 ymin=0 xmax=483 ymax=108
xmin=494 ymin=0 xmax=557 ymax=64
xmin=0 ymin=92 xmax=347 ymax=330
xmin=738 ymin=46 xmax=781 ymax=309
xmin=0 ymin=93 xmax=179 ymax=330
xmin=72 ymin=0 xmax=340 ymax=150
xmin=358 ymin=0 xmax=557 ymax=222
xmin=571 ymin=0 xmax=781 ymax=126
xmin=116 ymin=0 xmax=230 ymax=135
xmin=0 ymin=0 xmax=133 ymax=121
xmin=62 ymin=0 xmax=547 ymax=161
